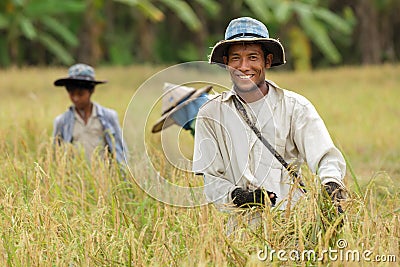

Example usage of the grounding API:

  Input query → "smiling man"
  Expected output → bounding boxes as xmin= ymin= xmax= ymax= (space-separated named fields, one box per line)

xmin=224 ymin=43 xmax=271 ymax=102
xmin=193 ymin=17 xmax=346 ymax=212
xmin=53 ymin=63 xmax=125 ymax=164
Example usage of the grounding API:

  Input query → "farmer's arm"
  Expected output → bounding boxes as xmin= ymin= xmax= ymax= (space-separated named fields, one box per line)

xmin=293 ymin=100 xmax=346 ymax=187
xmin=193 ymin=109 xmax=238 ymax=205
xmin=109 ymin=110 xmax=127 ymax=164
xmin=52 ymin=114 xmax=65 ymax=145
xmin=52 ymin=116 xmax=61 ymax=138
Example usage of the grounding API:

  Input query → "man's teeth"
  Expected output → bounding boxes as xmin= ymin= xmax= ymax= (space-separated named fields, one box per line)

xmin=239 ymin=75 xmax=252 ymax=79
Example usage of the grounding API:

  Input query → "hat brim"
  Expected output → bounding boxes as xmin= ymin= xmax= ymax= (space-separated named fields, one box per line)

xmin=54 ymin=78 xmax=107 ymax=87
xmin=209 ymin=38 xmax=286 ymax=67
xmin=151 ymin=85 xmax=213 ymax=133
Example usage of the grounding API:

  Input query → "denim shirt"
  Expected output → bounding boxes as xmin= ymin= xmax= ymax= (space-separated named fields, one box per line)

xmin=53 ymin=102 xmax=126 ymax=164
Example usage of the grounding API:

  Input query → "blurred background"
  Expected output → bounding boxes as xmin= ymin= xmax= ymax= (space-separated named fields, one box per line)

xmin=0 ymin=0 xmax=399 ymax=70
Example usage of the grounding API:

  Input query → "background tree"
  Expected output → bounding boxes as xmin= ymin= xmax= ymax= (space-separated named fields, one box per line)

xmin=242 ymin=0 xmax=355 ymax=70
xmin=0 ymin=0 xmax=399 ymax=68
xmin=354 ymin=0 xmax=399 ymax=64
xmin=0 ymin=0 xmax=85 ymax=66
xmin=329 ymin=0 xmax=400 ymax=65
xmin=111 ymin=0 xmax=219 ymax=64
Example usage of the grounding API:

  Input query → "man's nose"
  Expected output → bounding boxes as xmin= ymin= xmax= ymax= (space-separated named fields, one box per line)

xmin=237 ymin=58 xmax=250 ymax=72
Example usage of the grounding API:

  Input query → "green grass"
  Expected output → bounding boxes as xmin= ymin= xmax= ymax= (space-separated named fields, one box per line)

xmin=0 ymin=64 xmax=399 ymax=266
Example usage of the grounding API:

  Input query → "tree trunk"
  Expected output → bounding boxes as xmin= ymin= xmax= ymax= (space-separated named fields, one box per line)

xmin=103 ymin=0 xmax=115 ymax=62
xmin=380 ymin=13 xmax=395 ymax=62
xmin=379 ymin=2 xmax=399 ymax=62
xmin=193 ymin=3 xmax=207 ymax=61
xmin=354 ymin=0 xmax=381 ymax=64
xmin=136 ymin=13 xmax=155 ymax=62
xmin=77 ymin=0 xmax=103 ymax=66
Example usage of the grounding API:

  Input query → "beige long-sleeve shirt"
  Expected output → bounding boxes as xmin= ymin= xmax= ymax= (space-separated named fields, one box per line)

xmin=193 ymin=80 xmax=346 ymax=210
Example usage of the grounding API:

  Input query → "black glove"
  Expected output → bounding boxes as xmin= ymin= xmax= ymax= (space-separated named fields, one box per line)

xmin=324 ymin=182 xmax=347 ymax=213
xmin=231 ymin=188 xmax=277 ymax=208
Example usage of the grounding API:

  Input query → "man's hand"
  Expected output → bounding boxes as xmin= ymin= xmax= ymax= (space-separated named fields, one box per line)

xmin=324 ymin=182 xmax=347 ymax=213
xmin=231 ymin=188 xmax=277 ymax=208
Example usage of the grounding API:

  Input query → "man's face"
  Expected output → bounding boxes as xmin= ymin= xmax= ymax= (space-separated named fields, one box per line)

xmin=67 ymin=87 xmax=93 ymax=110
xmin=223 ymin=43 xmax=272 ymax=92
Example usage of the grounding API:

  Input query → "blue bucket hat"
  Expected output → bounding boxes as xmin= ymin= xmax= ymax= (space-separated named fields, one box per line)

xmin=54 ymin=63 xmax=107 ymax=87
xmin=209 ymin=17 xmax=286 ymax=67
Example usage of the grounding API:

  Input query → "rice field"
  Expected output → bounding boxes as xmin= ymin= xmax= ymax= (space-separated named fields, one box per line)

xmin=0 ymin=64 xmax=398 ymax=266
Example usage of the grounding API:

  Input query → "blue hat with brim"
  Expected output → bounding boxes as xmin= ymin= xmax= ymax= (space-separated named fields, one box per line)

xmin=209 ymin=17 xmax=286 ymax=67
xmin=54 ymin=63 xmax=107 ymax=87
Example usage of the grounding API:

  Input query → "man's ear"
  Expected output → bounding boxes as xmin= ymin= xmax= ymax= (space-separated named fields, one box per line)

xmin=223 ymin=56 xmax=228 ymax=65
xmin=265 ymin=54 xmax=273 ymax=68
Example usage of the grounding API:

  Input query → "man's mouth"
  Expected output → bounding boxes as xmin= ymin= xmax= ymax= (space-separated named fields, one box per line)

xmin=236 ymin=74 xmax=254 ymax=80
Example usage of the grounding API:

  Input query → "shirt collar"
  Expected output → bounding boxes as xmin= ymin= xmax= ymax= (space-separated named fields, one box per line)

xmin=72 ymin=102 xmax=97 ymax=119
xmin=221 ymin=80 xmax=282 ymax=108
xmin=92 ymin=103 xmax=97 ymax=117
xmin=93 ymin=102 xmax=104 ymax=118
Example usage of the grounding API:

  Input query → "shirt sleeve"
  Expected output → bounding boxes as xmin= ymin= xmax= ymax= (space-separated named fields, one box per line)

xmin=192 ymin=108 xmax=239 ymax=205
xmin=52 ymin=114 xmax=65 ymax=145
xmin=52 ymin=116 xmax=61 ymax=138
xmin=292 ymin=101 xmax=346 ymax=186
xmin=109 ymin=110 xmax=127 ymax=164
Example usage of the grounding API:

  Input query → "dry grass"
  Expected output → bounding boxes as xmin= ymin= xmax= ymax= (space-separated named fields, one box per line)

xmin=0 ymin=64 xmax=398 ymax=266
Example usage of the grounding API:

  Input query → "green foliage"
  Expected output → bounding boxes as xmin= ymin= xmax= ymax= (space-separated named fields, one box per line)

xmin=274 ymin=1 xmax=292 ymax=24
xmin=243 ymin=0 xmax=355 ymax=66
xmin=109 ymin=40 xmax=134 ymax=65
xmin=297 ymin=6 xmax=342 ymax=63
xmin=0 ymin=14 xmax=8 ymax=28
xmin=177 ymin=42 xmax=200 ymax=62
xmin=1 ymin=0 xmax=398 ymax=67
xmin=243 ymin=0 xmax=275 ymax=24
xmin=314 ymin=7 xmax=352 ymax=34
xmin=0 ymin=38 xmax=10 ymax=66
xmin=114 ymin=0 xmax=165 ymax=21
xmin=288 ymin=26 xmax=312 ymax=71
xmin=194 ymin=0 xmax=220 ymax=16
xmin=37 ymin=33 xmax=74 ymax=65
xmin=41 ymin=16 xmax=78 ymax=47
xmin=160 ymin=0 xmax=202 ymax=31
xmin=113 ymin=0 xmax=204 ymax=31
xmin=24 ymin=0 xmax=85 ymax=15
xmin=111 ymin=0 xmax=212 ymax=64
xmin=0 ymin=0 xmax=85 ymax=66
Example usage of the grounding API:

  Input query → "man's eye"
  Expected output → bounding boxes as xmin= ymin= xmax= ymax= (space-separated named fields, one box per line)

xmin=250 ymin=56 xmax=258 ymax=60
